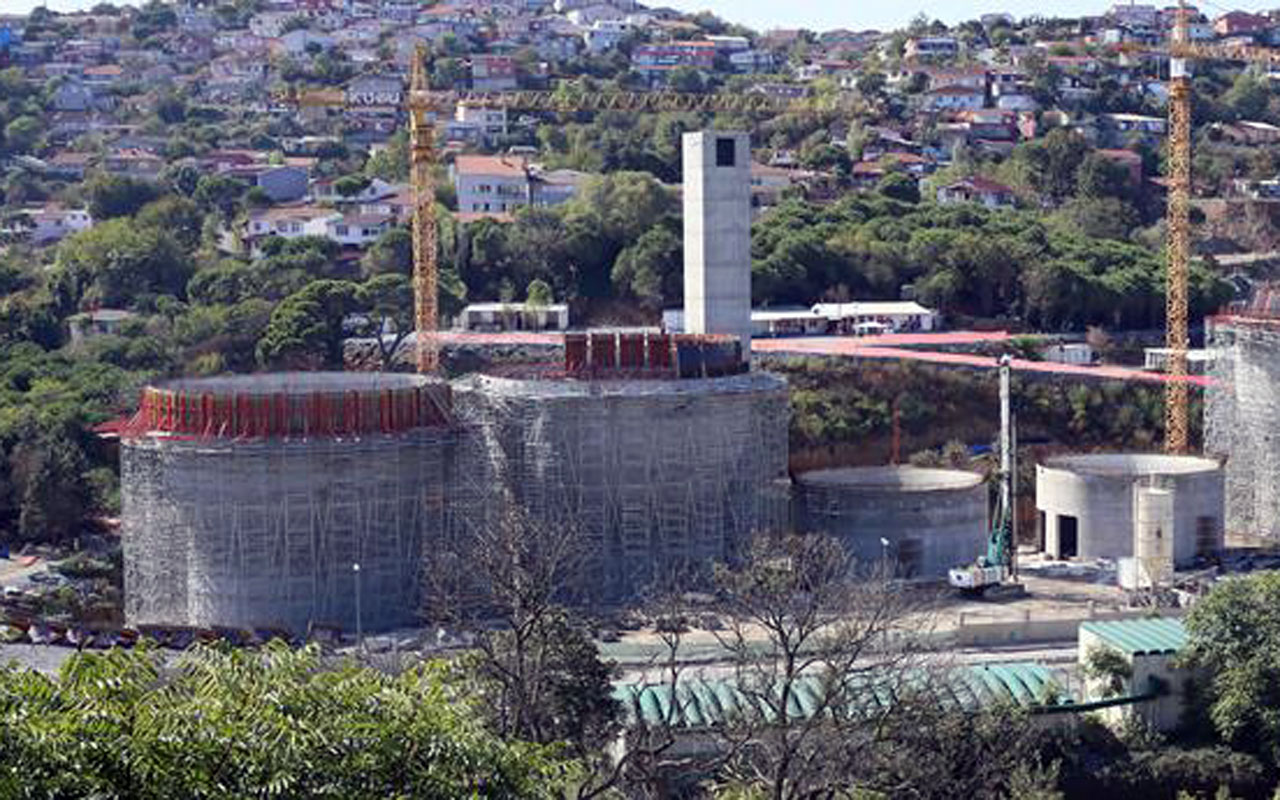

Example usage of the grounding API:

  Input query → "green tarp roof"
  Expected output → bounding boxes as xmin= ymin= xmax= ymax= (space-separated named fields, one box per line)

xmin=1079 ymin=617 xmax=1186 ymax=656
xmin=614 ymin=662 xmax=1068 ymax=729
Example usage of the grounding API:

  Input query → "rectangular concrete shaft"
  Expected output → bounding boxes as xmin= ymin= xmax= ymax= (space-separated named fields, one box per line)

xmin=683 ymin=131 xmax=752 ymax=360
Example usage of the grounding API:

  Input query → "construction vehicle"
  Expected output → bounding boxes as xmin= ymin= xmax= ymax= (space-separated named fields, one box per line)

xmin=949 ymin=355 xmax=1018 ymax=594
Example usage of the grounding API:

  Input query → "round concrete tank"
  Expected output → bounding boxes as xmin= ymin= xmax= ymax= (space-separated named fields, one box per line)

xmin=121 ymin=372 xmax=453 ymax=634
xmin=791 ymin=466 xmax=989 ymax=579
xmin=1036 ymin=453 xmax=1224 ymax=565
xmin=449 ymin=369 xmax=790 ymax=602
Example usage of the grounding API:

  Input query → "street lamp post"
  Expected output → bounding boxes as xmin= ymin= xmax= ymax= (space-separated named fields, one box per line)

xmin=352 ymin=562 xmax=363 ymax=652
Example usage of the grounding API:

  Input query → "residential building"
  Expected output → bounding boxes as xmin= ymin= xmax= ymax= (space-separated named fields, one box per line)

xmin=452 ymin=154 xmax=532 ymax=215
xmin=102 ymin=148 xmax=164 ymax=180
xmin=583 ymin=18 xmax=631 ymax=52
xmin=936 ymin=176 xmax=1017 ymax=209
xmin=922 ymin=85 xmax=986 ymax=112
xmin=904 ymin=36 xmax=959 ymax=60
xmin=631 ymin=41 xmax=715 ymax=84
xmin=471 ymin=54 xmax=517 ymax=91
xmin=311 ymin=176 xmax=398 ymax=204
xmin=1100 ymin=112 xmax=1168 ymax=146
xmin=1096 ymin=148 xmax=1144 ymax=185
xmin=456 ymin=302 xmax=569 ymax=332
xmin=1214 ymin=10 xmax=1272 ymax=37
xmin=45 ymin=151 xmax=93 ymax=179
xmin=324 ymin=212 xmax=393 ymax=247
xmin=242 ymin=205 xmax=342 ymax=255
xmin=68 ymin=309 xmax=136 ymax=346
xmin=10 ymin=204 xmax=93 ymax=244
xmin=346 ymin=74 xmax=403 ymax=106
xmin=729 ymin=49 xmax=775 ymax=73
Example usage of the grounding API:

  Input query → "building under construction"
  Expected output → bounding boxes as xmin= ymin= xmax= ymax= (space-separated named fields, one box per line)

xmin=121 ymin=373 xmax=453 ymax=633
xmin=1205 ymin=294 xmax=1280 ymax=541
xmin=451 ymin=332 xmax=789 ymax=603
xmin=120 ymin=335 xmax=789 ymax=630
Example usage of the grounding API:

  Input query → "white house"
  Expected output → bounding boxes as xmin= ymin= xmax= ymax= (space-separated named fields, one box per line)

xmin=936 ymin=177 xmax=1017 ymax=209
xmin=923 ymin=85 xmax=986 ymax=112
xmin=456 ymin=302 xmax=570 ymax=332
xmin=15 ymin=204 xmax=93 ymax=244
xmin=452 ymin=154 xmax=532 ymax=215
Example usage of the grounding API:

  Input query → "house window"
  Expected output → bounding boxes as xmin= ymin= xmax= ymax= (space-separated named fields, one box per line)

xmin=716 ymin=136 xmax=736 ymax=167
xmin=290 ymin=222 xmax=301 ymax=233
xmin=336 ymin=225 xmax=349 ymax=236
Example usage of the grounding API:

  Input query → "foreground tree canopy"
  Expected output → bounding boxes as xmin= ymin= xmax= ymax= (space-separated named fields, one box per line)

xmin=0 ymin=644 xmax=571 ymax=799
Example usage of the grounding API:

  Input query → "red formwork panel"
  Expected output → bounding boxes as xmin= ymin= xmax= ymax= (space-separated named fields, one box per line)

xmin=619 ymin=333 xmax=645 ymax=369
xmin=590 ymin=331 xmax=617 ymax=369
xmin=647 ymin=333 xmax=672 ymax=369
xmin=565 ymin=332 xmax=588 ymax=372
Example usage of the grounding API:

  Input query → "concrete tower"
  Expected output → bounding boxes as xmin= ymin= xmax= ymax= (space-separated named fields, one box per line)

xmin=683 ymin=131 xmax=752 ymax=360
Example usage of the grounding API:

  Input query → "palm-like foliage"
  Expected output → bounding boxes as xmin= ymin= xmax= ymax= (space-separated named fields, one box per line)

xmin=0 ymin=643 xmax=572 ymax=799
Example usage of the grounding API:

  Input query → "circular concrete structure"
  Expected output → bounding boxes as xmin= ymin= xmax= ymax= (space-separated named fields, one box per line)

xmin=791 ymin=466 xmax=989 ymax=579
xmin=1036 ymin=453 xmax=1224 ymax=565
xmin=450 ymin=371 xmax=790 ymax=602
xmin=122 ymin=372 xmax=453 ymax=634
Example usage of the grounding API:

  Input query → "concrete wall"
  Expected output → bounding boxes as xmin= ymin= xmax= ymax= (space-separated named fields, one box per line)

xmin=792 ymin=466 xmax=988 ymax=579
xmin=1037 ymin=455 xmax=1224 ymax=565
xmin=683 ymin=131 xmax=752 ymax=360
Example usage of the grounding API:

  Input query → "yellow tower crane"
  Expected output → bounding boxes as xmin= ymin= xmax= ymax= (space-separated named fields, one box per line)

xmin=284 ymin=48 xmax=859 ymax=373
xmin=1163 ymin=3 xmax=1280 ymax=451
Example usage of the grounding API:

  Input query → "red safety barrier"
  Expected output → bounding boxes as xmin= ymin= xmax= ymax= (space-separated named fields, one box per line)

xmin=590 ymin=332 xmax=617 ymax=369
xmin=619 ymin=334 xmax=644 ymax=368
xmin=564 ymin=333 xmax=588 ymax=371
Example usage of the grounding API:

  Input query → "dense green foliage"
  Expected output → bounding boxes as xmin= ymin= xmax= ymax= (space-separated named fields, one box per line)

xmin=1184 ymin=572 xmax=1280 ymax=768
xmin=0 ymin=644 xmax=571 ymax=799
xmin=773 ymin=357 xmax=1195 ymax=458
xmin=751 ymin=196 xmax=1231 ymax=330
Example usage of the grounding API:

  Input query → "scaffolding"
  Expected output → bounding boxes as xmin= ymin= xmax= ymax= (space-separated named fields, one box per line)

xmin=1205 ymin=315 xmax=1280 ymax=540
xmin=122 ymin=373 xmax=453 ymax=634
xmin=449 ymin=370 xmax=790 ymax=604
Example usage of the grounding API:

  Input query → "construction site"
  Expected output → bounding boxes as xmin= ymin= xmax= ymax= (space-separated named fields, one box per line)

xmin=101 ymin=29 xmax=1280 ymax=638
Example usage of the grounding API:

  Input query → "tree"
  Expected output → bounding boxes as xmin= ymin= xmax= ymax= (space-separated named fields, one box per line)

xmin=423 ymin=507 xmax=627 ymax=799
xmin=356 ymin=274 xmax=413 ymax=369
xmin=1075 ymin=153 xmax=1130 ymax=200
xmin=1183 ymin=572 xmax=1280 ymax=766
xmin=526 ymin=278 xmax=553 ymax=307
xmin=3 ymin=116 xmax=42 ymax=155
xmin=193 ymin=173 xmax=248 ymax=220
xmin=136 ymin=195 xmax=204 ymax=251
xmin=707 ymin=532 xmax=926 ymax=797
xmin=256 ymin=280 xmax=359 ymax=368
xmin=52 ymin=219 xmax=189 ymax=310
xmin=362 ymin=226 xmax=412 ymax=276
xmin=154 ymin=92 xmax=186 ymax=125
xmin=6 ymin=418 xmax=92 ymax=543
xmin=365 ymin=130 xmax=409 ymax=182
xmin=611 ymin=225 xmax=681 ymax=310
xmin=877 ymin=172 xmax=921 ymax=204
xmin=334 ymin=174 xmax=372 ymax=198
xmin=84 ymin=173 xmax=160 ymax=221
xmin=0 ymin=643 xmax=571 ymax=798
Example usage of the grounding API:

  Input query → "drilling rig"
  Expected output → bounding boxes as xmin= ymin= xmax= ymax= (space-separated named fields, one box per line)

xmin=949 ymin=355 xmax=1019 ymax=594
